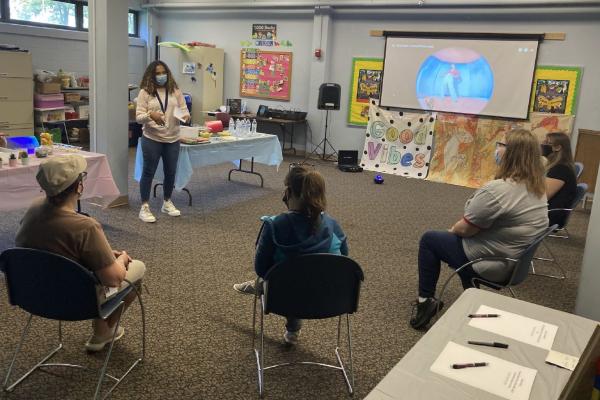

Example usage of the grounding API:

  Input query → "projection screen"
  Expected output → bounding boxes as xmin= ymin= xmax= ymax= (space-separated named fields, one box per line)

xmin=380 ymin=35 xmax=541 ymax=119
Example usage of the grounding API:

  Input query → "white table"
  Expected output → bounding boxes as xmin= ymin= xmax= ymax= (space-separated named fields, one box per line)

xmin=365 ymin=288 xmax=599 ymax=400
xmin=133 ymin=133 xmax=283 ymax=204
xmin=0 ymin=149 xmax=120 ymax=211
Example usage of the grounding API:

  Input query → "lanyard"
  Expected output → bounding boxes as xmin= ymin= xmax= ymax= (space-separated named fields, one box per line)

xmin=155 ymin=90 xmax=168 ymax=113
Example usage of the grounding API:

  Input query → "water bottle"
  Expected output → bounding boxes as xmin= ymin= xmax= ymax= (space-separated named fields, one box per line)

xmin=234 ymin=119 xmax=239 ymax=136
xmin=229 ymin=118 xmax=235 ymax=135
xmin=251 ymin=119 xmax=257 ymax=136
xmin=243 ymin=119 xmax=249 ymax=137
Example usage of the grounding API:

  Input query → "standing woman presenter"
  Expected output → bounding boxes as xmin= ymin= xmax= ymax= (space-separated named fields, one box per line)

xmin=136 ymin=60 xmax=190 ymax=223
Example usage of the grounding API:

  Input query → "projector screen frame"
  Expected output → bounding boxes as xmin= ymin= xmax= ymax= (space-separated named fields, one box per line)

xmin=379 ymin=31 xmax=543 ymax=120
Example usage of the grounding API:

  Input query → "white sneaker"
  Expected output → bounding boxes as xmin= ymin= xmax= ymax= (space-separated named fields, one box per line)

xmin=139 ymin=204 xmax=156 ymax=223
xmin=283 ymin=330 xmax=300 ymax=345
xmin=161 ymin=200 xmax=181 ymax=217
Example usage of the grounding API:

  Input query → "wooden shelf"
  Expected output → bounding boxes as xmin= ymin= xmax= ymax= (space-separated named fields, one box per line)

xmin=34 ymin=106 xmax=67 ymax=111
xmin=61 ymin=87 xmax=89 ymax=91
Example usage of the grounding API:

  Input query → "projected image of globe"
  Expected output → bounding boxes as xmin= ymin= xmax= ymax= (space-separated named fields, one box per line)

xmin=416 ymin=47 xmax=494 ymax=114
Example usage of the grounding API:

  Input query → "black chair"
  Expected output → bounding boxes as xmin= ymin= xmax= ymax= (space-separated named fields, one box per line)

xmin=437 ymin=225 xmax=559 ymax=305
xmin=0 ymin=248 xmax=146 ymax=400
xmin=252 ymin=254 xmax=364 ymax=397
xmin=531 ymin=183 xmax=588 ymax=279
xmin=548 ymin=182 xmax=588 ymax=239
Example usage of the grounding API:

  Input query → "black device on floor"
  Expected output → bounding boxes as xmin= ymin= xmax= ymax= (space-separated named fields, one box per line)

xmin=337 ymin=150 xmax=363 ymax=172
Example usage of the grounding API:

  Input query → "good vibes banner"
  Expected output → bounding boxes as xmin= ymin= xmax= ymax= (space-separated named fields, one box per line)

xmin=360 ymin=101 xmax=436 ymax=179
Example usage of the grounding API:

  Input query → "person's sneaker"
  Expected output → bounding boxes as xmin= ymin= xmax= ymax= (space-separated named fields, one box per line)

xmin=85 ymin=326 xmax=125 ymax=352
xmin=233 ymin=280 xmax=256 ymax=295
xmin=161 ymin=200 xmax=181 ymax=217
xmin=409 ymin=298 xmax=444 ymax=330
xmin=283 ymin=330 xmax=300 ymax=345
xmin=139 ymin=204 xmax=156 ymax=223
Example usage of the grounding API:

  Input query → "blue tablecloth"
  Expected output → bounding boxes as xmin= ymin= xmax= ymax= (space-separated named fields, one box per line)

xmin=134 ymin=133 xmax=283 ymax=190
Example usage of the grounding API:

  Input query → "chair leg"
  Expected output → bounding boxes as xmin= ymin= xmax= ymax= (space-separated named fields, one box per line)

xmin=508 ymin=287 xmax=517 ymax=298
xmin=3 ymin=314 xmax=63 ymax=392
xmin=94 ymin=304 xmax=125 ymax=400
xmin=333 ymin=315 xmax=355 ymax=395
xmin=531 ymin=241 xmax=566 ymax=280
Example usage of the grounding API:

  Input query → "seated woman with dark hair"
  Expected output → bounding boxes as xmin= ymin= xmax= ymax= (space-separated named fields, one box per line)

xmin=234 ymin=165 xmax=348 ymax=345
xmin=542 ymin=132 xmax=577 ymax=228
xmin=410 ymin=129 xmax=549 ymax=330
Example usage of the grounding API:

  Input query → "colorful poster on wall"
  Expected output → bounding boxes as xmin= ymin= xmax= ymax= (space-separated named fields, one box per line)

xmin=360 ymin=100 xmax=436 ymax=178
xmin=240 ymin=49 xmax=292 ymax=101
xmin=252 ymin=24 xmax=277 ymax=46
xmin=348 ymin=58 xmax=383 ymax=126
xmin=529 ymin=66 xmax=582 ymax=115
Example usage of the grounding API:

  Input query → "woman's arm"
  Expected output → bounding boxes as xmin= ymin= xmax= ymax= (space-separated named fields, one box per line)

xmin=175 ymin=90 xmax=191 ymax=123
xmin=450 ymin=218 xmax=480 ymax=238
xmin=135 ymin=90 xmax=153 ymax=124
xmin=254 ymin=222 xmax=276 ymax=278
xmin=546 ymin=177 xmax=565 ymax=201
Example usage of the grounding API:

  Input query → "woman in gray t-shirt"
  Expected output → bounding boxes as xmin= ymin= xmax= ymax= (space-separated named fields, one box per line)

xmin=410 ymin=129 xmax=549 ymax=330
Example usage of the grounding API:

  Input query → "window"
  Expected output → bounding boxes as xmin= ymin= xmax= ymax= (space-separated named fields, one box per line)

xmin=9 ymin=0 xmax=76 ymax=28
xmin=1 ymin=1 xmax=139 ymax=37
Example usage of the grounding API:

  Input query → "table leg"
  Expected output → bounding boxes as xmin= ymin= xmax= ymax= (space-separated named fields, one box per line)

xmin=153 ymin=182 xmax=192 ymax=206
xmin=228 ymin=158 xmax=264 ymax=188
xmin=290 ymin=123 xmax=297 ymax=155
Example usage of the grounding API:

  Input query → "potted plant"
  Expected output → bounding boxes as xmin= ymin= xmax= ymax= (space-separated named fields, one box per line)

xmin=19 ymin=151 xmax=29 ymax=165
xmin=9 ymin=153 xmax=17 ymax=167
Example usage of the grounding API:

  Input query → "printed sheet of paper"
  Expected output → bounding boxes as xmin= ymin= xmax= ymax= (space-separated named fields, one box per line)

xmin=545 ymin=350 xmax=580 ymax=371
xmin=468 ymin=305 xmax=558 ymax=350
xmin=174 ymin=106 xmax=188 ymax=122
xmin=431 ymin=342 xmax=537 ymax=400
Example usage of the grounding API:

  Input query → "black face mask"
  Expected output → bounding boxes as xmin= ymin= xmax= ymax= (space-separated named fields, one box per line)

xmin=282 ymin=187 xmax=290 ymax=207
xmin=540 ymin=144 xmax=553 ymax=157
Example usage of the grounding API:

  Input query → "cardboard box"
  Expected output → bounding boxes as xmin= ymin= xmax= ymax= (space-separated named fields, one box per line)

xmin=35 ymin=82 xmax=61 ymax=94
xmin=64 ymin=93 xmax=81 ymax=102
xmin=35 ymin=109 xmax=65 ymax=123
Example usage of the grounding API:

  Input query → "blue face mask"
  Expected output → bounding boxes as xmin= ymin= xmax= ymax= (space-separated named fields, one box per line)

xmin=155 ymin=74 xmax=167 ymax=86
xmin=495 ymin=148 xmax=502 ymax=165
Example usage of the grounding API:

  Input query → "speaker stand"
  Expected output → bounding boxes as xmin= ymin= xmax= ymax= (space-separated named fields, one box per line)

xmin=308 ymin=109 xmax=337 ymax=161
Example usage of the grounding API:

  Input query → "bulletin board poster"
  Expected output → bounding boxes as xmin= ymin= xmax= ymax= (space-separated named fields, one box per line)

xmin=252 ymin=24 xmax=277 ymax=46
xmin=240 ymin=49 xmax=292 ymax=101
xmin=360 ymin=100 xmax=436 ymax=179
xmin=348 ymin=58 xmax=383 ymax=126
xmin=529 ymin=66 xmax=582 ymax=115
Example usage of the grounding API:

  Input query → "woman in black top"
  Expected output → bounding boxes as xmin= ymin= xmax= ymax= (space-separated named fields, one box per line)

xmin=542 ymin=132 xmax=577 ymax=228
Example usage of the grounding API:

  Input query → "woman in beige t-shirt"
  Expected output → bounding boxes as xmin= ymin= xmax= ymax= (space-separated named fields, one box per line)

xmin=136 ymin=61 xmax=190 ymax=223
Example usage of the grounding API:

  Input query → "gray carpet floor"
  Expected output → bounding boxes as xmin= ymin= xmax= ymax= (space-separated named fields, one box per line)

xmin=0 ymin=149 xmax=591 ymax=399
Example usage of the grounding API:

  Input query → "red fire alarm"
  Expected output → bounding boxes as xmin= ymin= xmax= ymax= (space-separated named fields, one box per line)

xmin=314 ymin=48 xmax=322 ymax=58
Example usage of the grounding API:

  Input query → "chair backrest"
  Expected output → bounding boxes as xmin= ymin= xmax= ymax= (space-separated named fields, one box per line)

xmin=0 ymin=248 xmax=100 ymax=321
xmin=263 ymin=254 xmax=364 ymax=320
xmin=573 ymin=183 xmax=588 ymax=208
xmin=574 ymin=162 xmax=584 ymax=179
xmin=508 ymin=224 xmax=560 ymax=286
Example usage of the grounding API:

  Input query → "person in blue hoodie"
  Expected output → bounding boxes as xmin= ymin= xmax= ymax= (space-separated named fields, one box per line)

xmin=233 ymin=165 xmax=348 ymax=345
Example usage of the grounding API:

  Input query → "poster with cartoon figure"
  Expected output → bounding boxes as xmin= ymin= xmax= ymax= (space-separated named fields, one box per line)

xmin=359 ymin=100 xmax=436 ymax=178
xmin=348 ymin=58 xmax=383 ymax=126
xmin=529 ymin=66 xmax=582 ymax=115
xmin=240 ymin=49 xmax=292 ymax=101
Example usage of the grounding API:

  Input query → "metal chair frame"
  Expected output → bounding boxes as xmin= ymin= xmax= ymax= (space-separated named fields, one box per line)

xmin=251 ymin=254 xmax=362 ymax=398
xmin=1 ymin=251 xmax=147 ymax=400
xmin=437 ymin=225 xmax=558 ymax=310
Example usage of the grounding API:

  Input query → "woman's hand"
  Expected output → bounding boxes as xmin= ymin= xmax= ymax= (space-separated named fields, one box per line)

xmin=150 ymin=111 xmax=165 ymax=126
xmin=183 ymin=114 xmax=191 ymax=124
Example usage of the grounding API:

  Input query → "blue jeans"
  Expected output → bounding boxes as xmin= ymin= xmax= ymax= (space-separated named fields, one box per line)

xmin=418 ymin=230 xmax=479 ymax=298
xmin=140 ymin=136 xmax=180 ymax=202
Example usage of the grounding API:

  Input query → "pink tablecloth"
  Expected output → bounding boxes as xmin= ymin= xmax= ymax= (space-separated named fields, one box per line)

xmin=0 ymin=150 xmax=120 ymax=211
